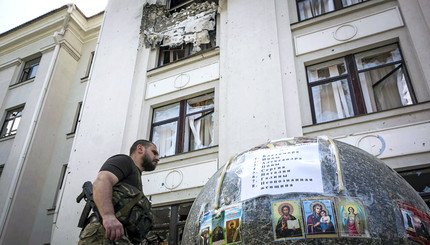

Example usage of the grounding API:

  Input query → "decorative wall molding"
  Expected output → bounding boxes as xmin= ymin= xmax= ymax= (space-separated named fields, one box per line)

xmin=142 ymin=159 xmax=218 ymax=195
xmin=0 ymin=58 xmax=22 ymax=71
xmin=294 ymin=7 xmax=403 ymax=55
xmin=146 ymin=62 xmax=219 ymax=99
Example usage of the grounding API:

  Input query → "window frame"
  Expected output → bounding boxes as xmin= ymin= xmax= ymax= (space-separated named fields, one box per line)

xmin=0 ymin=105 xmax=25 ymax=138
xmin=67 ymin=102 xmax=82 ymax=136
xmin=398 ymin=167 xmax=430 ymax=208
xmin=296 ymin=0 xmax=368 ymax=21
xmin=17 ymin=56 xmax=41 ymax=84
xmin=306 ymin=43 xmax=416 ymax=124
xmin=150 ymin=202 xmax=193 ymax=245
xmin=0 ymin=164 xmax=4 ymax=179
xmin=157 ymin=31 xmax=216 ymax=67
xmin=81 ymin=51 xmax=95 ymax=80
xmin=49 ymin=164 xmax=68 ymax=212
xmin=150 ymin=92 xmax=215 ymax=157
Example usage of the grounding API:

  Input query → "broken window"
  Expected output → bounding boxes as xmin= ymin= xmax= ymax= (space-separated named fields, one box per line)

xmin=307 ymin=43 xmax=415 ymax=124
xmin=17 ymin=56 xmax=41 ymax=84
xmin=297 ymin=0 xmax=368 ymax=21
xmin=158 ymin=31 xmax=216 ymax=66
xmin=142 ymin=1 xmax=218 ymax=67
xmin=150 ymin=93 xmax=215 ymax=157
xmin=1 ymin=106 xmax=25 ymax=138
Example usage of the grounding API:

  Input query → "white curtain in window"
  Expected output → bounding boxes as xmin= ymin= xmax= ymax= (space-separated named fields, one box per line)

xmin=313 ymin=79 xmax=352 ymax=123
xmin=188 ymin=113 xmax=214 ymax=151
xmin=342 ymin=0 xmax=365 ymax=7
xmin=152 ymin=122 xmax=177 ymax=157
xmin=298 ymin=0 xmax=335 ymax=20
xmin=360 ymin=66 xmax=412 ymax=112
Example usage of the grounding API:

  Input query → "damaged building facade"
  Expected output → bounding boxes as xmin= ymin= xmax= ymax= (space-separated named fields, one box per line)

xmin=0 ymin=0 xmax=429 ymax=244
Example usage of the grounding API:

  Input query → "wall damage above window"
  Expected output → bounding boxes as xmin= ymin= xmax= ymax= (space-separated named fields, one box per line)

xmin=141 ymin=1 xmax=217 ymax=53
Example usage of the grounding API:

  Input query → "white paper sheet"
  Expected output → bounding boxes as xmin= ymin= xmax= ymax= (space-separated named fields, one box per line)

xmin=240 ymin=143 xmax=323 ymax=201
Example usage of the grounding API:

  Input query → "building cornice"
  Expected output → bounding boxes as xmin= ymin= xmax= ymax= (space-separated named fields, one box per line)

xmin=0 ymin=5 xmax=103 ymax=56
xmin=0 ymin=58 xmax=22 ymax=71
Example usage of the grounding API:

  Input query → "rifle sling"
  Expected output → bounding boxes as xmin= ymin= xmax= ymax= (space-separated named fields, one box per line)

xmin=115 ymin=192 xmax=143 ymax=218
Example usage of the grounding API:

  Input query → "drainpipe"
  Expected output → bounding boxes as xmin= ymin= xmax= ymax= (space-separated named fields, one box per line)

xmin=0 ymin=5 xmax=73 ymax=241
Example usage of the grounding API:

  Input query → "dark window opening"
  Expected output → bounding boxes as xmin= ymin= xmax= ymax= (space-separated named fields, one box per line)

xmin=1 ymin=106 xmax=24 ymax=138
xmin=398 ymin=168 xmax=430 ymax=208
xmin=167 ymin=0 xmax=217 ymax=11
xmin=81 ymin=51 xmax=95 ymax=80
xmin=150 ymin=93 xmax=215 ymax=158
xmin=307 ymin=43 xmax=415 ymax=124
xmin=297 ymin=0 xmax=368 ymax=21
xmin=158 ymin=31 xmax=216 ymax=67
xmin=68 ymin=102 xmax=82 ymax=136
xmin=148 ymin=202 xmax=193 ymax=245
xmin=0 ymin=164 xmax=4 ymax=179
xmin=51 ymin=164 xmax=68 ymax=210
xmin=18 ymin=57 xmax=41 ymax=84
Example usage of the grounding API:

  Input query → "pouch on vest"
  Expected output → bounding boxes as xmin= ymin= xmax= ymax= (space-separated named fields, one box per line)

xmin=112 ymin=182 xmax=153 ymax=243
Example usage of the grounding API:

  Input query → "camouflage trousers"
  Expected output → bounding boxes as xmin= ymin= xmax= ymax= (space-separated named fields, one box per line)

xmin=78 ymin=222 xmax=133 ymax=245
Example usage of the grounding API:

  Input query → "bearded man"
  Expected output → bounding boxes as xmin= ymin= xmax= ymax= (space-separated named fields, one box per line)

xmin=78 ymin=140 xmax=159 ymax=244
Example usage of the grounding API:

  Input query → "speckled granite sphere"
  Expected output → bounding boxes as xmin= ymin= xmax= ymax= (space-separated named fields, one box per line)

xmin=182 ymin=137 xmax=430 ymax=244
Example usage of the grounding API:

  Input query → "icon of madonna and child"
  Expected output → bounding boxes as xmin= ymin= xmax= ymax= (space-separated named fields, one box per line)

xmin=302 ymin=198 xmax=337 ymax=238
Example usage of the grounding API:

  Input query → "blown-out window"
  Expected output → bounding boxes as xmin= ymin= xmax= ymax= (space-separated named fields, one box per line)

xmin=307 ymin=44 xmax=415 ymax=124
xmin=150 ymin=93 xmax=215 ymax=158
xmin=297 ymin=0 xmax=368 ymax=21
xmin=158 ymin=31 xmax=216 ymax=67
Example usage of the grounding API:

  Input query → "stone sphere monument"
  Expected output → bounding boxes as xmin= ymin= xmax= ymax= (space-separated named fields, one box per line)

xmin=182 ymin=137 xmax=430 ymax=244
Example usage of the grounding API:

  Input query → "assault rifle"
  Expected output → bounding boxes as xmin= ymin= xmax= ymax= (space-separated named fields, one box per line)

xmin=77 ymin=181 xmax=116 ymax=245
xmin=76 ymin=181 xmax=102 ymax=228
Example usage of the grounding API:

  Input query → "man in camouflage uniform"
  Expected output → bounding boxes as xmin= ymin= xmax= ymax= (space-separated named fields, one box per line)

xmin=79 ymin=140 xmax=159 ymax=244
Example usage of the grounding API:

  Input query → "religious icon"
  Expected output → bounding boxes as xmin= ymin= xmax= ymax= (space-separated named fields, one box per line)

xmin=271 ymin=199 xmax=304 ymax=241
xmin=401 ymin=209 xmax=416 ymax=232
xmin=211 ymin=210 xmax=226 ymax=245
xmin=200 ymin=227 xmax=210 ymax=245
xmin=224 ymin=204 xmax=242 ymax=244
xmin=302 ymin=197 xmax=338 ymax=238
xmin=336 ymin=197 xmax=370 ymax=238
xmin=398 ymin=201 xmax=430 ymax=244
xmin=199 ymin=211 xmax=212 ymax=245
xmin=226 ymin=219 xmax=241 ymax=244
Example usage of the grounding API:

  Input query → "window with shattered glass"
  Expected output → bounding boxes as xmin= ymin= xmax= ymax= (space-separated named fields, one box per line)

xmin=307 ymin=43 xmax=416 ymax=124
xmin=147 ymin=202 xmax=193 ymax=244
xmin=297 ymin=0 xmax=368 ymax=21
xmin=143 ymin=0 xmax=218 ymax=67
xmin=1 ymin=106 xmax=25 ymax=138
xmin=158 ymin=30 xmax=216 ymax=67
xmin=150 ymin=93 xmax=215 ymax=157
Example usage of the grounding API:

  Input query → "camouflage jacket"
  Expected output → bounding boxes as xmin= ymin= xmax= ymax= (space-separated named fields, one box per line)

xmin=112 ymin=182 xmax=153 ymax=244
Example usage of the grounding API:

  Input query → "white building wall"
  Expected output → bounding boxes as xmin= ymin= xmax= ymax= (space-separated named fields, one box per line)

xmin=47 ymin=0 xmax=429 ymax=244
xmin=51 ymin=0 xmax=146 ymax=242
xmin=0 ymin=5 xmax=103 ymax=244
xmin=218 ymin=0 xmax=290 ymax=164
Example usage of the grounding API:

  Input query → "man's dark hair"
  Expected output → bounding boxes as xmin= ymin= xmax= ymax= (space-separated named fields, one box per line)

xmin=130 ymin=139 xmax=154 ymax=155
xmin=281 ymin=205 xmax=290 ymax=212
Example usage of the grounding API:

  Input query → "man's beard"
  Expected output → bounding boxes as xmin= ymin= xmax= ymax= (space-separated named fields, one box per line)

xmin=142 ymin=153 xmax=156 ymax=171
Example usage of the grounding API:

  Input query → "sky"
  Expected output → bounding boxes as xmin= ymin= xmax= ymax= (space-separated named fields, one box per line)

xmin=0 ymin=0 xmax=108 ymax=34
